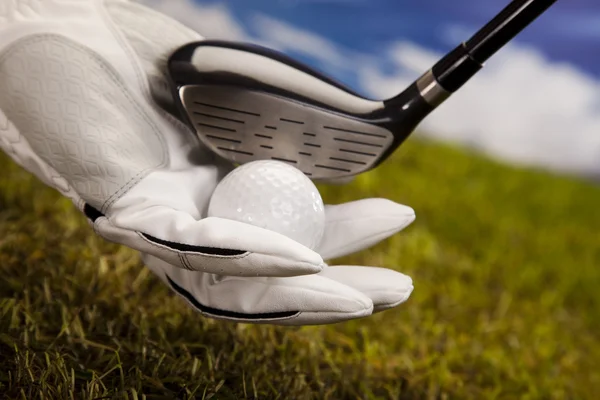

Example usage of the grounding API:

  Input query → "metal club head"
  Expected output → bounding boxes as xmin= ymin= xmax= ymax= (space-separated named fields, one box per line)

xmin=168 ymin=0 xmax=558 ymax=180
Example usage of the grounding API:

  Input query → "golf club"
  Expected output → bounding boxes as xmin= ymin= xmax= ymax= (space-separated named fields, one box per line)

xmin=168 ymin=0 xmax=558 ymax=180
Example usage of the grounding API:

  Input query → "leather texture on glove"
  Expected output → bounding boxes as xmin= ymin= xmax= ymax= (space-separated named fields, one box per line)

xmin=0 ymin=0 xmax=415 ymax=325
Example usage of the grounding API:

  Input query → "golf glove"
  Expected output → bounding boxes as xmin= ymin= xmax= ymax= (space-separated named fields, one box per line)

xmin=0 ymin=0 xmax=415 ymax=325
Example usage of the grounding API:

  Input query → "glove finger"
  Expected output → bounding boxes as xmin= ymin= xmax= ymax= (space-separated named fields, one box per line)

xmin=80 ymin=164 xmax=323 ymax=278
xmin=318 ymin=198 xmax=415 ymax=260
xmin=143 ymin=253 xmax=373 ymax=326
xmin=93 ymin=210 xmax=324 ymax=277
xmin=319 ymin=265 xmax=414 ymax=313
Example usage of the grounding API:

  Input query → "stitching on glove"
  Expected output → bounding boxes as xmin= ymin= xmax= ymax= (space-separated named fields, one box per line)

xmin=180 ymin=254 xmax=196 ymax=271
xmin=165 ymin=274 xmax=300 ymax=321
xmin=101 ymin=167 xmax=155 ymax=214
xmin=0 ymin=34 xmax=170 ymax=213
xmin=82 ymin=205 xmax=251 ymax=259
xmin=139 ymin=233 xmax=249 ymax=257
xmin=98 ymin=0 xmax=147 ymax=101
xmin=180 ymin=253 xmax=197 ymax=271
xmin=100 ymin=0 xmax=203 ymax=151
xmin=177 ymin=253 xmax=190 ymax=271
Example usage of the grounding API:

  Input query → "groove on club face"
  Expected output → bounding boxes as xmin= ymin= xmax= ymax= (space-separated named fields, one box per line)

xmin=179 ymin=85 xmax=394 ymax=180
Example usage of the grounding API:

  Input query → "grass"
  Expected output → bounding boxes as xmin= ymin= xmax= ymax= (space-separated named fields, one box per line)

xmin=0 ymin=137 xmax=599 ymax=399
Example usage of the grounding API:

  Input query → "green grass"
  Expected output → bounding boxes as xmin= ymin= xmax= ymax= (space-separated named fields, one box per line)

xmin=1 ymin=138 xmax=599 ymax=399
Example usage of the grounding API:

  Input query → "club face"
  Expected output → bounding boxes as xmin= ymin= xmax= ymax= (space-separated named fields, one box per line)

xmin=168 ymin=41 xmax=404 ymax=180
xmin=176 ymin=84 xmax=395 ymax=179
xmin=168 ymin=1 xmax=559 ymax=180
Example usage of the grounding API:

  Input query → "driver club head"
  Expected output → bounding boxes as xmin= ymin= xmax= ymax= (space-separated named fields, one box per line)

xmin=167 ymin=0 xmax=558 ymax=180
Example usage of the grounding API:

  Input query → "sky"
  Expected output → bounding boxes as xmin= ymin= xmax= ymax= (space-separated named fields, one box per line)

xmin=141 ymin=0 xmax=600 ymax=178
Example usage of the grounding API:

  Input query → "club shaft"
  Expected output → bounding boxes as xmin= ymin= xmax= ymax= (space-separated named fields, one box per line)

xmin=466 ymin=0 xmax=558 ymax=63
xmin=432 ymin=0 xmax=558 ymax=93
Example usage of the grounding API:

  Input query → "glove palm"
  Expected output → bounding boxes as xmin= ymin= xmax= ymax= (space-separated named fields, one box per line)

xmin=0 ymin=0 xmax=414 ymax=325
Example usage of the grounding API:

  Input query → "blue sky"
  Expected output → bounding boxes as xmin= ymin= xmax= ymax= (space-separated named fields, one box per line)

xmin=143 ymin=0 xmax=600 ymax=178
xmin=202 ymin=0 xmax=600 ymax=82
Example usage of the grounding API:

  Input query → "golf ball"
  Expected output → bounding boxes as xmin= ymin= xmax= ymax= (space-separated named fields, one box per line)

xmin=207 ymin=160 xmax=326 ymax=250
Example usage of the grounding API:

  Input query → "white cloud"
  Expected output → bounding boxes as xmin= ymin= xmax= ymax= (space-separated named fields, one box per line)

xmin=359 ymin=43 xmax=600 ymax=176
xmin=139 ymin=0 xmax=367 ymax=78
xmin=250 ymin=14 xmax=348 ymax=70
xmin=138 ymin=0 xmax=349 ymax=69
xmin=139 ymin=0 xmax=249 ymax=40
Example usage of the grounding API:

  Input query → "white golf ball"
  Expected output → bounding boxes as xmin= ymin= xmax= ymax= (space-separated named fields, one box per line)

xmin=207 ymin=160 xmax=326 ymax=250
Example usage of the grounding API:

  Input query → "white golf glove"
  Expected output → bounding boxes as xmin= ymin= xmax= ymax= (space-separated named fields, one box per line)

xmin=0 ymin=0 xmax=415 ymax=325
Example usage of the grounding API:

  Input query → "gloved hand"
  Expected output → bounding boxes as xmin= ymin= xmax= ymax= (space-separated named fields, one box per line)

xmin=0 ymin=0 xmax=415 ymax=325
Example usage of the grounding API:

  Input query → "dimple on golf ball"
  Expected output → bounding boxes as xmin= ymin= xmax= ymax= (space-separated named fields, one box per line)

xmin=207 ymin=160 xmax=326 ymax=250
